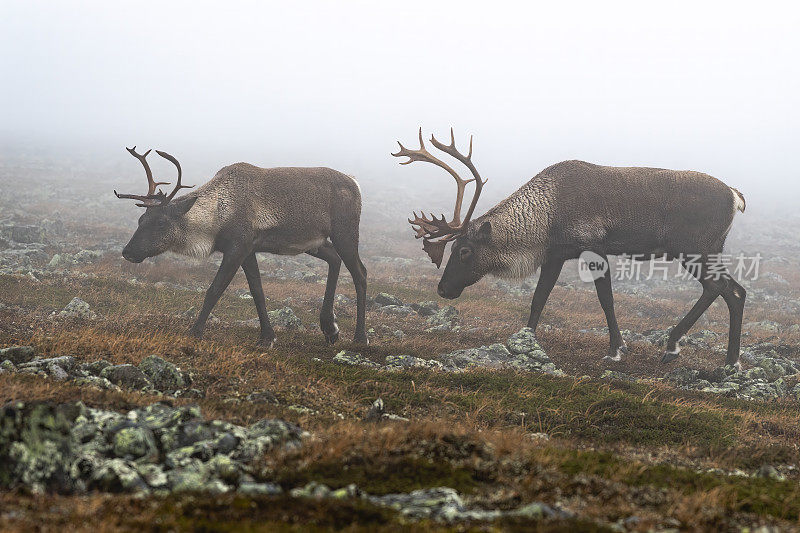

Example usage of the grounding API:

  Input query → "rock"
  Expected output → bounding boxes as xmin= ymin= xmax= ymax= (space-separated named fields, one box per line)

xmin=411 ymin=300 xmax=439 ymax=317
xmin=268 ymin=307 xmax=302 ymax=329
xmin=378 ymin=304 xmax=416 ymax=316
xmin=237 ymin=481 xmax=282 ymax=495
xmin=59 ymin=297 xmax=96 ymax=320
xmin=100 ymin=364 xmax=152 ymax=390
xmin=374 ymin=293 xmax=403 ymax=307
xmin=17 ymin=355 xmax=76 ymax=373
xmin=48 ymin=364 xmax=69 ymax=381
xmin=72 ymin=376 xmax=119 ymax=390
xmin=112 ymin=426 xmax=158 ymax=460
xmin=425 ymin=305 xmax=459 ymax=331
xmin=139 ymin=355 xmax=185 ymax=391
xmin=600 ymin=370 xmax=635 ymax=382
xmin=245 ymin=390 xmax=279 ymax=404
xmin=385 ymin=355 xmax=444 ymax=371
xmin=91 ymin=458 xmax=149 ymax=492
xmin=0 ymin=400 xmax=305 ymax=495
xmin=290 ymin=480 xmax=332 ymax=498
xmin=3 ymin=224 xmax=46 ymax=244
xmin=755 ymin=465 xmax=785 ymax=481
xmin=80 ymin=360 xmax=112 ymax=375
xmin=48 ymin=253 xmax=73 ymax=269
xmin=507 ymin=327 xmax=540 ymax=354
xmin=0 ymin=345 xmax=36 ymax=364
xmin=665 ymin=367 xmax=699 ymax=387
xmin=333 ymin=350 xmax=379 ymax=367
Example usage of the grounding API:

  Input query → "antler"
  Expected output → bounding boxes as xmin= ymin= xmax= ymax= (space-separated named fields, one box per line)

xmin=156 ymin=150 xmax=194 ymax=202
xmin=392 ymin=128 xmax=476 ymax=226
xmin=114 ymin=147 xmax=193 ymax=207
xmin=114 ymin=147 xmax=171 ymax=207
xmin=429 ymin=128 xmax=486 ymax=226
xmin=392 ymin=128 xmax=487 ymax=267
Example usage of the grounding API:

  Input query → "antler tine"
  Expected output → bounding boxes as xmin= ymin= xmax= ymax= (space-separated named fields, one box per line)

xmin=393 ymin=128 xmax=474 ymax=226
xmin=125 ymin=146 xmax=169 ymax=196
xmin=156 ymin=150 xmax=195 ymax=202
xmin=429 ymin=128 xmax=486 ymax=226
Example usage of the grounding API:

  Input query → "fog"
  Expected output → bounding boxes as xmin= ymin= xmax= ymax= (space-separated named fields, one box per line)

xmin=1 ymin=1 xmax=798 ymax=209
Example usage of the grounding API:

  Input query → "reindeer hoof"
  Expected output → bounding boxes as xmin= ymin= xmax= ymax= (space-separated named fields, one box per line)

xmin=603 ymin=344 xmax=627 ymax=362
xmin=257 ymin=337 xmax=276 ymax=349
xmin=324 ymin=330 xmax=340 ymax=345
xmin=661 ymin=346 xmax=681 ymax=363
xmin=322 ymin=323 xmax=340 ymax=345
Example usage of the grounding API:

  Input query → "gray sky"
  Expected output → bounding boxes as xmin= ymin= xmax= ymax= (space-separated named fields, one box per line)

xmin=1 ymin=0 xmax=798 ymax=207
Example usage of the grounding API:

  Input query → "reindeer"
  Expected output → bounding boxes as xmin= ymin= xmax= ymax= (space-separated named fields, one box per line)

xmin=393 ymin=129 xmax=746 ymax=367
xmin=115 ymin=147 xmax=368 ymax=346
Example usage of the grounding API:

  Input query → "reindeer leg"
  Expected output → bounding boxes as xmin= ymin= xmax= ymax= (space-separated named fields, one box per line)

xmin=189 ymin=247 xmax=248 ymax=340
xmin=718 ymin=273 xmax=746 ymax=367
xmin=307 ymin=241 xmax=342 ymax=344
xmin=241 ymin=252 xmax=276 ymax=347
xmin=527 ymin=258 xmax=564 ymax=332
xmin=331 ymin=235 xmax=368 ymax=344
xmin=663 ymin=260 xmax=720 ymax=363
xmin=593 ymin=255 xmax=626 ymax=361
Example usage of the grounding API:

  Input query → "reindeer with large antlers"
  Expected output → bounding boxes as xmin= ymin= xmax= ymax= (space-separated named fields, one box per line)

xmin=393 ymin=129 xmax=747 ymax=367
xmin=117 ymin=147 xmax=368 ymax=346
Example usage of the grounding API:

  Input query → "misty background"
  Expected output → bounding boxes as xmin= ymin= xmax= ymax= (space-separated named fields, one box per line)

xmin=1 ymin=1 xmax=798 ymax=216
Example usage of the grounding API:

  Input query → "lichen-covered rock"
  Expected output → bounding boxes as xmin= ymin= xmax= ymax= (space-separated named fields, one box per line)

xmin=0 ymin=400 xmax=306 ymax=495
xmin=2 ymin=224 xmax=46 ymax=244
xmin=664 ymin=347 xmax=800 ymax=401
xmin=59 ymin=297 xmax=96 ymax=320
xmin=139 ymin=355 xmax=185 ymax=391
xmin=333 ymin=350 xmax=379 ymax=368
xmin=374 ymin=293 xmax=403 ymax=307
xmin=112 ymin=426 xmax=158 ymax=460
xmin=425 ymin=305 xmax=459 ymax=332
xmin=411 ymin=301 xmax=439 ymax=317
xmin=507 ymin=328 xmax=541 ymax=354
xmin=238 ymin=481 xmax=283 ymax=495
xmin=80 ymin=359 xmax=112 ymax=375
xmin=665 ymin=367 xmax=699 ymax=387
xmin=268 ymin=307 xmax=302 ymax=329
xmin=440 ymin=341 xmax=563 ymax=375
xmin=378 ymin=304 xmax=416 ymax=316
xmin=385 ymin=355 xmax=444 ymax=371
xmin=332 ymin=329 xmax=561 ymax=375
xmin=0 ymin=345 xmax=36 ymax=365
xmin=101 ymin=364 xmax=152 ymax=390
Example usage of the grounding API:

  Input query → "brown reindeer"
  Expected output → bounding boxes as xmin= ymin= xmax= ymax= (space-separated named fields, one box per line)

xmin=393 ymin=129 xmax=746 ymax=366
xmin=116 ymin=147 xmax=368 ymax=346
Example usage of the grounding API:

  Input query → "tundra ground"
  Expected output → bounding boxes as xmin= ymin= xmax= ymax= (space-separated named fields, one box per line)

xmin=1 ymin=158 xmax=799 ymax=531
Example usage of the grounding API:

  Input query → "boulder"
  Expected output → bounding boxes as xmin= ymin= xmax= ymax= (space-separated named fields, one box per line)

xmin=0 ymin=345 xmax=36 ymax=365
xmin=59 ymin=297 xmax=96 ymax=320
xmin=374 ymin=292 xmax=403 ymax=307
xmin=268 ymin=307 xmax=302 ymax=329
xmin=100 ymin=365 xmax=152 ymax=390
xmin=139 ymin=355 xmax=185 ymax=391
xmin=411 ymin=300 xmax=439 ymax=317
xmin=506 ymin=328 xmax=540 ymax=354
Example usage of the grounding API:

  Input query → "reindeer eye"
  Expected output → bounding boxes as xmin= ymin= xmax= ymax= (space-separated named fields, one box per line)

xmin=460 ymin=248 xmax=473 ymax=261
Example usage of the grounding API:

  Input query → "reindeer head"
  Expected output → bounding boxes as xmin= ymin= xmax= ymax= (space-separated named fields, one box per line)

xmin=115 ymin=147 xmax=196 ymax=263
xmin=392 ymin=128 xmax=489 ymax=299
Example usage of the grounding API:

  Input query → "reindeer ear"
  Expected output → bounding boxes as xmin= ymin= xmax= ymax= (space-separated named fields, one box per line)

xmin=171 ymin=196 xmax=197 ymax=217
xmin=475 ymin=220 xmax=492 ymax=242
